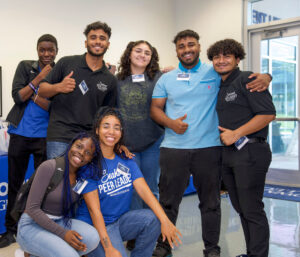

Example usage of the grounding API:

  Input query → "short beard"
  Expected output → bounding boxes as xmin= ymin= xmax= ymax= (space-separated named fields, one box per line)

xmin=87 ymin=45 xmax=107 ymax=57
xmin=178 ymin=52 xmax=200 ymax=69
xmin=217 ymin=70 xmax=232 ymax=76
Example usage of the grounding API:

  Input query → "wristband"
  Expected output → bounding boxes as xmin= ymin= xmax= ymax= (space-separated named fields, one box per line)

xmin=34 ymin=94 xmax=38 ymax=103
xmin=29 ymin=82 xmax=39 ymax=94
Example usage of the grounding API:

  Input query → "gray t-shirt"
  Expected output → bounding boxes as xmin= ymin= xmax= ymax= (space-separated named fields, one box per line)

xmin=25 ymin=159 xmax=79 ymax=239
xmin=117 ymin=72 xmax=164 ymax=152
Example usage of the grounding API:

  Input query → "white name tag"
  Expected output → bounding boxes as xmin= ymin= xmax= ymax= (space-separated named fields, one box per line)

xmin=73 ymin=179 xmax=88 ymax=194
xmin=79 ymin=80 xmax=89 ymax=95
xmin=132 ymin=74 xmax=145 ymax=82
xmin=234 ymin=136 xmax=249 ymax=150
xmin=116 ymin=162 xmax=130 ymax=177
xmin=177 ymin=73 xmax=190 ymax=81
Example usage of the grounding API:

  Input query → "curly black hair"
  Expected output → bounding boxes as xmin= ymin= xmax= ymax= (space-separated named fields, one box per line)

xmin=207 ymin=39 xmax=246 ymax=61
xmin=83 ymin=21 xmax=111 ymax=39
xmin=117 ymin=40 xmax=160 ymax=81
xmin=173 ymin=29 xmax=200 ymax=44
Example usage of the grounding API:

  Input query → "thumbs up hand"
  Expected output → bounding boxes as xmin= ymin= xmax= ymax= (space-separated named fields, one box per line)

xmin=218 ymin=126 xmax=240 ymax=146
xmin=171 ymin=114 xmax=188 ymax=134
xmin=58 ymin=71 xmax=76 ymax=93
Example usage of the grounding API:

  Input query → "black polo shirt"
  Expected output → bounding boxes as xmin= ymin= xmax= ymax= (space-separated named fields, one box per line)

xmin=43 ymin=54 xmax=117 ymax=142
xmin=216 ymin=68 xmax=276 ymax=139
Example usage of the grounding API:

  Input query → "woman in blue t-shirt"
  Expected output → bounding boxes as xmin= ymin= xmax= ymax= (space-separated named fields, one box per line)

xmin=76 ymin=107 xmax=181 ymax=257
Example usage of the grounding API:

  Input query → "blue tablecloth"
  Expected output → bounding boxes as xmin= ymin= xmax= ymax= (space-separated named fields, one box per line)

xmin=0 ymin=155 xmax=35 ymax=234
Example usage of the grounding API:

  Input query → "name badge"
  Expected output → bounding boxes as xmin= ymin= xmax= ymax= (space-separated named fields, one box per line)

xmin=132 ymin=74 xmax=145 ymax=82
xmin=234 ymin=136 xmax=249 ymax=150
xmin=79 ymin=80 xmax=89 ymax=95
xmin=73 ymin=179 xmax=88 ymax=194
xmin=116 ymin=162 xmax=130 ymax=177
xmin=177 ymin=73 xmax=190 ymax=81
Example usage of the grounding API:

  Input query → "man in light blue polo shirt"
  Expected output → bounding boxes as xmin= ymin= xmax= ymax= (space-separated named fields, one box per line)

xmin=150 ymin=30 xmax=271 ymax=257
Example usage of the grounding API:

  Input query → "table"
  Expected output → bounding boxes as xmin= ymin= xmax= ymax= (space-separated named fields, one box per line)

xmin=0 ymin=155 xmax=34 ymax=234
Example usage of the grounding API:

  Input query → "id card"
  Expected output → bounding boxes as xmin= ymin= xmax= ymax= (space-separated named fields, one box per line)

xmin=116 ymin=162 xmax=130 ymax=177
xmin=73 ymin=179 xmax=88 ymax=194
xmin=177 ymin=73 xmax=190 ymax=81
xmin=234 ymin=136 xmax=249 ymax=150
xmin=79 ymin=80 xmax=89 ymax=95
xmin=132 ymin=74 xmax=145 ymax=82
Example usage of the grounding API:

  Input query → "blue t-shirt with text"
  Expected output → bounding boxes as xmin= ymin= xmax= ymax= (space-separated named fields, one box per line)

xmin=76 ymin=155 xmax=143 ymax=225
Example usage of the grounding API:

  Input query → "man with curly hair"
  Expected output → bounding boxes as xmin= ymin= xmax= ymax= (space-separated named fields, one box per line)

xmin=150 ymin=30 xmax=272 ymax=257
xmin=39 ymin=21 xmax=117 ymax=159
xmin=207 ymin=39 xmax=275 ymax=257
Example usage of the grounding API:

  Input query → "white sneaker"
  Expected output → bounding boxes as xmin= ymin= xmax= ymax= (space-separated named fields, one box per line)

xmin=15 ymin=248 xmax=25 ymax=257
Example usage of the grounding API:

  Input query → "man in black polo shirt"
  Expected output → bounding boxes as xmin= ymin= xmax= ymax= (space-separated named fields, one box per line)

xmin=207 ymin=39 xmax=276 ymax=257
xmin=39 ymin=21 xmax=117 ymax=158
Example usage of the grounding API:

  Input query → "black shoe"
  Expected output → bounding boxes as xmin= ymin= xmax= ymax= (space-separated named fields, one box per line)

xmin=236 ymin=255 xmax=248 ymax=257
xmin=152 ymin=245 xmax=172 ymax=257
xmin=0 ymin=232 xmax=16 ymax=248
xmin=126 ymin=239 xmax=136 ymax=251
xmin=204 ymin=248 xmax=220 ymax=257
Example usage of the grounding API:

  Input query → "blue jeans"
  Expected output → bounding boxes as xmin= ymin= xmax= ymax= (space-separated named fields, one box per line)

xmin=17 ymin=213 xmax=100 ymax=257
xmin=47 ymin=141 xmax=69 ymax=159
xmin=88 ymin=209 xmax=161 ymax=257
xmin=131 ymin=136 xmax=163 ymax=210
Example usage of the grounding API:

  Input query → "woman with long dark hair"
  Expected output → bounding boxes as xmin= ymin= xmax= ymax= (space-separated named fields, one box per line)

xmin=117 ymin=40 xmax=164 ymax=212
xmin=76 ymin=107 xmax=181 ymax=257
xmin=16 ymin=132 xmax=102 ymax=257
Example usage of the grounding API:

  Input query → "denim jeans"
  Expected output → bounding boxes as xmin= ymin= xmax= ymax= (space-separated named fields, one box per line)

xmin=131 ymin=136 xmax=163 ymax=210
xmin=88 ymin=209 xmax=161 ymax=257
xmin=47 ymin=141 xmax=69 ymax=159
xmin=17 ymin=213 xmax=99 ymax=257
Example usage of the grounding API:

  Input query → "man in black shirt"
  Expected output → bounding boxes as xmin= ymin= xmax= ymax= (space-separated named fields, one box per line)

xmin=0 ymin=34 xmax=58 ymax=248
xmin=39 ymin=21 xmax=117 ymax=159
xmin=207 ymin=39 xmax=276 ymax=257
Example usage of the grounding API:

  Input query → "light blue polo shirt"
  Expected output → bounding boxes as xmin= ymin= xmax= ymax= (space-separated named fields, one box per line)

xmin=152 ymin=59 xmax=222 ymax=149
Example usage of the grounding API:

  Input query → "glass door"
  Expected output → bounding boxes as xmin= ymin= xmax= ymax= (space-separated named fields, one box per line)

xmin=250 ymin=23 xmax=300 ymax=171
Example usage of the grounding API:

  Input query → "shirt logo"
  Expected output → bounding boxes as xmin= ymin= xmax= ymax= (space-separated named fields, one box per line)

xmin=225 ymin=91 xmax=237 ymax=102
xmin=97 ymin=81 xmax=108 ymax=92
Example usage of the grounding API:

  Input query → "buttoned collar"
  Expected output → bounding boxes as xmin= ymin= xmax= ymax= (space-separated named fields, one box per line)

xmin=179 ymin=59 xmax=201 ymax=72
xmin=78 ymin=53 xmax=108 ymax=73
xmin=220 ymin=67 xmax=241 ymax=87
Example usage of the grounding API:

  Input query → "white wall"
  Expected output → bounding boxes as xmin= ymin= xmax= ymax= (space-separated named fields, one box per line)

xmin=174 ymin=0 xmax=243 ymax=64
xmin=0 ymin=0 xmax=177 ymax=118
xmin=0 ymin=0 xmax=244 ymax=118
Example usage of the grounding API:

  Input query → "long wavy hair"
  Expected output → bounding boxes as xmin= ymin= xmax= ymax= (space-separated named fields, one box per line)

xmin=117 ymin=40 xmax=160 ymax=81
xmin=61 ymin=131 xmax=102 ymax=227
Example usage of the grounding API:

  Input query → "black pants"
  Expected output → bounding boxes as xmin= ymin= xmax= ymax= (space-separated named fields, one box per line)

xmin=222 ymin=142 xmax=271 ymax=257
xmin=5 ymin=134 xmax=46 ymax=233
xmin=157 ymin=147 xmax=222 ymax=251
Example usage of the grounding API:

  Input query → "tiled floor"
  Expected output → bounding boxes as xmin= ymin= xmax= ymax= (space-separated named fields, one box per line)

xmin=0 ymin=195 xmax=299 ymax=257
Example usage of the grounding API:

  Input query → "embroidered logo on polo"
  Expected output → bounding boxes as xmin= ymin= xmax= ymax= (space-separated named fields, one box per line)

xmin=99 ymin=164 xmax=132 ymax=197
xmin=97 ymin=81 xmax=108 ymax=92
xmin=225 ymin=91 xmax=237 ymax=102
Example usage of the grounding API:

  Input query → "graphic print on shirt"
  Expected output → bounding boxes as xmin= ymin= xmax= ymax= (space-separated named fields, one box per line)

xmin=119 ymin=83 xmax=148 ymax=121
xmin=225 ymin=91 xmax=237 ymax=102
xmin=99 ymin=162 xmax=132 ymax=197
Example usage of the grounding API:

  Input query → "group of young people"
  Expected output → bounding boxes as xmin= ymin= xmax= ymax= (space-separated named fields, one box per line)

xmin=2 ymin=19 xmax=275 ymax=257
